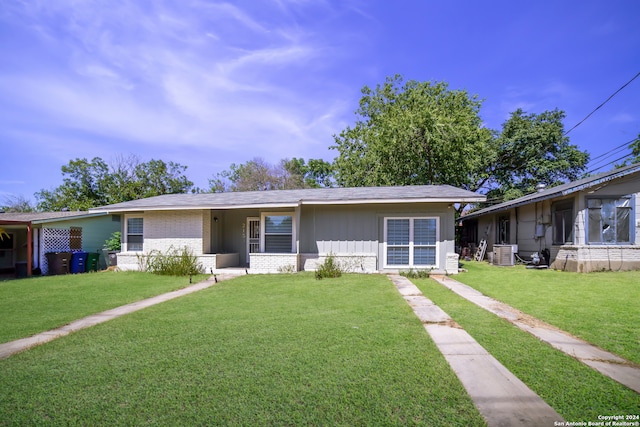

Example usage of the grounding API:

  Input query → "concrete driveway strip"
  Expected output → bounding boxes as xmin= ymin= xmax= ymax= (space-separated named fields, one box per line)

xmin=431 ymin=274 xmax=640 ymax=394
xmin=388 ymin=274 xmax=564 ymax=427
xmin=0 ymin=275 xmax=232 ymax=360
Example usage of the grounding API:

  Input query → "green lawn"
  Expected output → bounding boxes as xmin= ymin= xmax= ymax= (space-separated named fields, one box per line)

xmin=452 ymin=261 xmax=640 ymax=364
xmin=412 ymin=277 xmax=640 ymax=421
xmin=0 ymin=273 xmax=485 ymax=426
xmin=0 ymin=271 xmax=208 ymax=343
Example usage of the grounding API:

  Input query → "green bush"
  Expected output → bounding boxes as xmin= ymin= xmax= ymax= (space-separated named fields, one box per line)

xmin=400 ymin=268 xmax=431 ymax=279
xmin=315 ymin=253 xmax=342 ymax=280
xmin=137 ymin=247 xmax=203 ymax=276
xmin=104 ymin=231 xmax=121 ymax=251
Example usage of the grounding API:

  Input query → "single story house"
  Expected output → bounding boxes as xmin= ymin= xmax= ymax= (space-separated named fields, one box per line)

xmin=460 ymin=163 xmax=640 ymax=272
xmin=89 ymin=185 xmax=485 ymax=274
xmin=0 ymin=211 xmax=121 ymax=276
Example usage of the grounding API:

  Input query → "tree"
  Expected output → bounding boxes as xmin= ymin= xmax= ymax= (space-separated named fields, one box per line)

xmin=332 ymin=75 xmax=590 ymax=211
xmin=208 ymin=157 xmax=334 ymax=192
xmin=615 ymin=133 xmax=640 ymax=168
xmin=0 ymin=194 xmax=36 ymax=212
xmin=36 ymin=157 xmax=111 ymax=211
xmin=331 ymin=75 xmax=494 ymax=190
xmin=487 ymin=108 xmax=589 ymax=201
xmin=133 ymin=159 xmax=194 ymax=199
xmin=281 ymin=158 xmax=334 ymax=188
xmin=36 ymin=156 xmax=194 ymax=211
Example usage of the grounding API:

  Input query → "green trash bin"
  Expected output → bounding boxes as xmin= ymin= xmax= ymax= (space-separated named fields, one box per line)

xmin=86 ymin=252 xmax=100 ymax=272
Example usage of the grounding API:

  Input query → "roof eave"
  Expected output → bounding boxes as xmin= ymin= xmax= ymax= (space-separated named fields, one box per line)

xmin=462 ymin=191 xmax=564 ymax=220
xmin=90 ymin=196 xmax=487 ymax=213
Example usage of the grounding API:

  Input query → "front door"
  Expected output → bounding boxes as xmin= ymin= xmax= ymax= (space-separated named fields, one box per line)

xmin=246 ymin=218 xmax=260 ymax=267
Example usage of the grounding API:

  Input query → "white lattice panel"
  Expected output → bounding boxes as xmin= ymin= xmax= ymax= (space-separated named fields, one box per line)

xmin=40 ymin=228 xmax=71 ymax=275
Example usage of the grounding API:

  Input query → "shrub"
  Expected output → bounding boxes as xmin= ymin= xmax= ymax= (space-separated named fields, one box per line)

xmin=137 ymin=247 xmax=203 ymax=276
xmin=104 ymin=231 xmax=121 ymax=251
xmin=277 ymin=264 xmax=297 ymax=274
xmin=315 ymin=253 xmax=342 ymax=280
xmin=400 ymin=268 xmax=431 ymax=279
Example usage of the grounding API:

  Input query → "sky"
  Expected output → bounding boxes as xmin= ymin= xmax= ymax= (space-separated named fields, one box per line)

xmin=1 ymin=0 xmax=639 ymax=204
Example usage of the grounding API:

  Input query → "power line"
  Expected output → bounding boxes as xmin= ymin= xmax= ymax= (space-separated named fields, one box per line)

xmin=587 ymin=137 xmax=636 ymax=163
xmin=586 ymin=153 xmax=636 ymax=175
xmin=564 ymin=71 xmax=640 ymax=135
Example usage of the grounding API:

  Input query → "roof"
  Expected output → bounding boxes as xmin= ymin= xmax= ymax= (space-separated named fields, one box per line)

xmin=89 ymin=185 xmax=486 ymax=213
xmin=0 ymin=211 xmax=109 ymax=224
xmin=463 ymin=162 xmax=640 ymax=220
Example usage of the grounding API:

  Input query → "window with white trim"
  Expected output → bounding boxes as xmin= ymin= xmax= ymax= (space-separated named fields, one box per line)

xmin=126 ymin=217 xmax=144 ymax=252
xmin=385 ymin=217 xmax=438 ymax=267
xmin=262 ymin=214 xmax=294 ymax=253
xmin=587 ymin=197 xmax=633 ymax=244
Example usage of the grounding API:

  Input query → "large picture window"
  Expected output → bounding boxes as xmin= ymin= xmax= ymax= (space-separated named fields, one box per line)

xmin=126 ymin=217 xmax=144 ymax=251
xmin=553 ymin=200 xmax=574 ymax=245
xmin=385 ymin=217 xmax=438 ymax=267
xmin=263 ymin=215 xmax=293 ymax=253
xmin=587 ymin=197 xmax=633 ymax=244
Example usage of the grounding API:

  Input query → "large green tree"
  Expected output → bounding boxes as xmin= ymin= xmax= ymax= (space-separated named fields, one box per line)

xmin=331 ymin=75 xmax=494 ymax=190
xmin=36 ymin=155 xmax=194 ymax=211
xmin=488 ymin=108 xmax=589 ymax=201
xmin=332 ymin=75 xmax=590 ymax=208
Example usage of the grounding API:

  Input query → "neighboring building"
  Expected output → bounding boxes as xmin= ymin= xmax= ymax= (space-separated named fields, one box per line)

xmin=0 ymin=211 xmax=121 ymax=276
xmin=461 ymin=163 xmax=640 ymax=272
xmin=89 ymin=185 xmax=485 ymax=274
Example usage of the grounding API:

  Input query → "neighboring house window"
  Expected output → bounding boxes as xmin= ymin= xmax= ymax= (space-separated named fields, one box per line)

xmin=553 ymin=200 xmax=574 ymax=245
xmin=385 ymin=218 xmax=438 ymax=267
xmin=263 ymin=215 xmax=293 ymax=253
xmin=126 ymin=217 xmax=144 ymax=251
xmin=496 ymin=214 xmax=510 ymax=244
xmin=587 ymin=197 xmax=633 ymax=244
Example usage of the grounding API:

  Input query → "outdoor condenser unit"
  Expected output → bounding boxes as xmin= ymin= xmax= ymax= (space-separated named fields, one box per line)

xmin=493 ymin=244 xmax=516 ymax=266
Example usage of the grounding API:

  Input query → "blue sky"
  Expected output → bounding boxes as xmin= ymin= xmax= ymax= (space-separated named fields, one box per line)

xmin=1 ymin=0 xmax=639 ymax=203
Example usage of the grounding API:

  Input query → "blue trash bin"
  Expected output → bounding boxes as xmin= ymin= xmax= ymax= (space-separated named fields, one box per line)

xmin=70 ymin=251 xmax=88 ymax=274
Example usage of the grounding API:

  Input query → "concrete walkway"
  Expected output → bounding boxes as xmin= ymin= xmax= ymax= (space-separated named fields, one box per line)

xmin=431 ymin=274 xmax=640 ymax=394
xmin=0 ymin=274 xmax=235 ymax=360
xmin=388 ymin=274 xmax=564 ymax=427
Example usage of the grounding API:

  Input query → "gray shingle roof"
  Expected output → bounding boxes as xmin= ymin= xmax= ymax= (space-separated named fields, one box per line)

xmin=90 ymin=185 xmax=486 ymax=212
xmin=462 ymin=162 xmax=640 ymax=220
xmin=0 ymin=211 xmax=108 ymax=224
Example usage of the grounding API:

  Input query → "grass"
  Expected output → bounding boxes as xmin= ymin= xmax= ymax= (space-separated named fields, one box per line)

xmin=454 ymin=261 xmax=640 ymax=364
xmin=0 ymin=273 xmax=485 ymax=426
xmin=0 ymin=271 xmax=208 ymax=344
xmin=412 ymin=277 xmax=640 ymax=421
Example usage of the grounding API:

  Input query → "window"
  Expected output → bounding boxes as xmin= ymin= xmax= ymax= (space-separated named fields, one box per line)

xmin=126 ymin=217 xmax=144 ymax=251
xmin=385 ymin=218 xmax=438 ymax=267
xmin=587 ymin=197 xmax=633 ymax=244
xmin=553 ymin=201 xmax=574 ymax=245
xmin=263 ymin=215 xmax=293 ymax=253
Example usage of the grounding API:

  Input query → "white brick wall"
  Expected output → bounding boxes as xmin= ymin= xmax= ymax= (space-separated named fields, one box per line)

xmin=144 ymin=210 xmax=204 ymax=255
xmin=249 ymin=253 xmax=299 ymax=273
xmin=301 ymin=253 xmax=377 ymax=273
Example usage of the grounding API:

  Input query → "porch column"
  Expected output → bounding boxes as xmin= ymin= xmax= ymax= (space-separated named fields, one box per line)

xmin=295 ymin=204 xmax=301 ymax=271
xmin=26 ymin=223 xmax=32 ymax=277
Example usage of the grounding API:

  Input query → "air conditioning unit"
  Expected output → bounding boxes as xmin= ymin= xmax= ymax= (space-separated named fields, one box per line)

xmin=493 ymin=244 xmax=515 ymax=266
